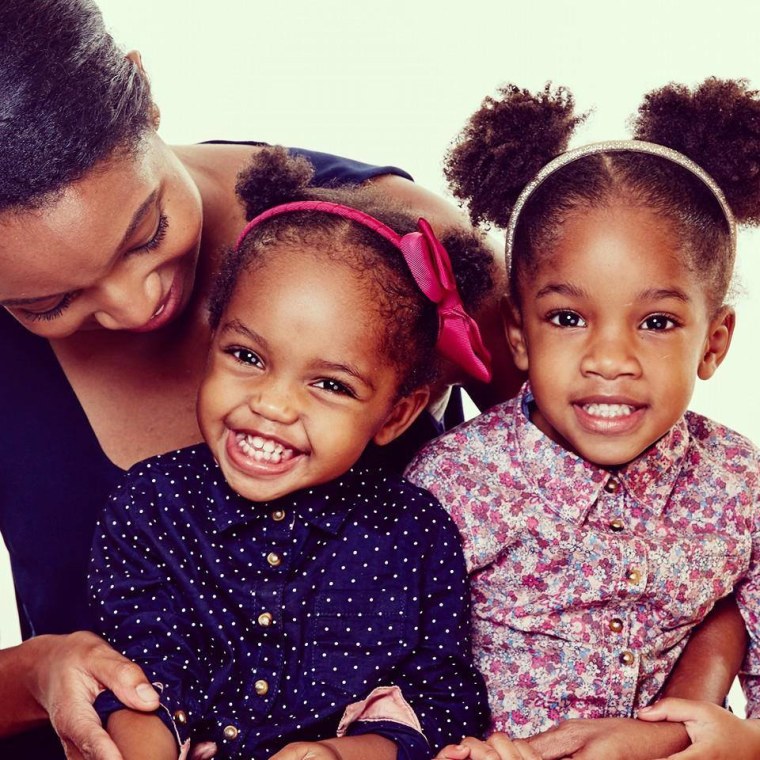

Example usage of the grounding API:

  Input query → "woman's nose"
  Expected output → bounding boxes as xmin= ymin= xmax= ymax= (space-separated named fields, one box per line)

xmin=92 ymin=268 xmax=163 ymax=330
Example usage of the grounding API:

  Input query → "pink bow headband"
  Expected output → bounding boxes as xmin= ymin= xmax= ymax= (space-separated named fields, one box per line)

xmin=236 ymin=201 xmax=492 ymax=383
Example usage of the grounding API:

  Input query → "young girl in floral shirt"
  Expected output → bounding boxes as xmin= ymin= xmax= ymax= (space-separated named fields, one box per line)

xmin=406 ymin=78 xmax=760 ymax=760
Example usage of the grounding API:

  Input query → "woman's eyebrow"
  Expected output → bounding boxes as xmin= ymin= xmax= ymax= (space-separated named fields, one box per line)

xmin=119 ymin=188 xmax=160 ymax=249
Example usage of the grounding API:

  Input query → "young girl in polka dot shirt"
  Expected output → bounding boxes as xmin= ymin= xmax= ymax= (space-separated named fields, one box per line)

xmin=407 ymin=79 xmax=760 ymax=760
xmin=89 ymin=147 xmax=495 ymax=760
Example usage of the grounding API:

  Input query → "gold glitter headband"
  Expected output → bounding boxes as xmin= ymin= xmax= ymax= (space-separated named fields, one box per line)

xmin=505 ymin=139 xmax=737 ymax=261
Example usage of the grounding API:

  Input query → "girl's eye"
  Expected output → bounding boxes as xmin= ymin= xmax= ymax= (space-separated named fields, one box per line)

xmin=22 ymin=291 xmax=81 ymax=322
xmin=225 ymin=347 xmax=263 ymax=367
xmin=313 ymin=378 xmax=356 ymax=397
xmin=548 ymin=310 xmax=586 ymax=328
xmin=641 ymin=314 xmax=677 ymax=331
xmin=131 ymin=213 xmax=169 ymax=255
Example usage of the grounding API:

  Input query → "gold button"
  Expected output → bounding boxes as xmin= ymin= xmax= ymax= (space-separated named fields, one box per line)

xmin=223 ymin=724 xmax=239 ymax=740
xmin=173 ymin=709 xmax=188 ymax=725
xmin=254 ymin=679 xmax=269 ymax=695
xmin=620 ymin=650 xmax=635 ymax=666
xmin=627 ymin=568 xmax=642 ymax=585
xmin=604 ymin=478 xmax=620 ymax=494
xmin=609 ymin=618 xmax=624 ymax=633
xmin=609 ymin=518 xmax=625 ymax=532
xmin=271 ymin=509 xmax=286 ymax=522
xmin=258 ymin=612 xmax=273 ymax=627
xmin=266 ymin=552 xmax=282 ymax=567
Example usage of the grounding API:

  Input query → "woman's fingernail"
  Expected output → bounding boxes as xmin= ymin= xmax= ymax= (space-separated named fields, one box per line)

xmin=136 ymin=683 xmax=159 ymax=702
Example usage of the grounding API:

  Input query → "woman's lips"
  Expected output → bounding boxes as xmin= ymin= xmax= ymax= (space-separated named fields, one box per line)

xmin=130 ymin=270 xmax=185 ymax=333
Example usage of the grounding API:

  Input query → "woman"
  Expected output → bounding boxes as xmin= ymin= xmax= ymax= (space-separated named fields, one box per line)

xmin=0 ymin=2 xmax=743 ymax=759
xmin=0 ymin=1 xmax=515 ymax=757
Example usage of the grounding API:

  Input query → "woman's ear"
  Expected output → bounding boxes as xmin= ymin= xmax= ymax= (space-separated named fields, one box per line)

xmin=125 ymin=50 xmax=160 ymax=128
xmin=373 ymin=387 xmax=431 ymax=446
xmin=698 ymin=306 xmax=735 ymax=380
xmin=502 ymin=296 xmax=529 ymax=372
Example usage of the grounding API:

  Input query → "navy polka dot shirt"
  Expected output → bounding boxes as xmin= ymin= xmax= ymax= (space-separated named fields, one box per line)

xmin=90 ymin=445 xmax=488 ymax=759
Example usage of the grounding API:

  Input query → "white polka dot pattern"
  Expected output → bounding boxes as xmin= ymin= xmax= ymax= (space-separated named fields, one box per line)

xmin=90 ymin=445 xmax=488 ymax=758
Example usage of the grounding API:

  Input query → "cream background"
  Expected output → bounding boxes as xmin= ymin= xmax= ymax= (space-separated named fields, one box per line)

xmin=1 ymin=0 xmax=758 ymax=713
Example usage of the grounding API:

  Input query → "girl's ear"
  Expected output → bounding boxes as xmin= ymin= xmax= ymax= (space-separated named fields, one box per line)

xmin=373 ymin=387 xmax=431 ymax=446
xmin=698 ymin=306 xmax=735 ymax=380
xmin=502 ymin=296 xmax=530 ymax=372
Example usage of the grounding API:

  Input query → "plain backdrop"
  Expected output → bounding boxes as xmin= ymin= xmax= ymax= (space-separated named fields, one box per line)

xmin=1 ymin=0 xmax=759 ymax=711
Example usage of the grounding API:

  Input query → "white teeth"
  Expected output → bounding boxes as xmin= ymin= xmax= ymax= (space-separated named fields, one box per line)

xmin=583 ymin=403 xmax=635 ymax=418
xmin=235 ymin=432 xmax=295 ymax=463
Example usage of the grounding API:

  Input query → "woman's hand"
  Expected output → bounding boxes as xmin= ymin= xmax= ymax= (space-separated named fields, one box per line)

xmin=434 ymin=734 xmax=542 ymax=759
xmin=525 ymin=717 xmax=689 ymax=760
xmin=29 ymin=632 xmax=159 ymax=759
xmin=638 ymin=698 xmax=760 ymax=760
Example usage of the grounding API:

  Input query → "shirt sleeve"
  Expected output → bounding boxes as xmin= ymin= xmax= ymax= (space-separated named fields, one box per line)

xmin=89 ymin=476 xmax=210 ymax=747
xmin=346 ymin=495 xmax=489 ymax=755
xmin=286 ymin=146 xmax=413 ymax=185
xmin=736 ymin=454 xmax=760 ymax=716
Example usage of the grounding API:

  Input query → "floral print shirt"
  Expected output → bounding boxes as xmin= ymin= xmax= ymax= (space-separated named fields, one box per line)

xmin=406 ymin=383 xmax=760 ymax=737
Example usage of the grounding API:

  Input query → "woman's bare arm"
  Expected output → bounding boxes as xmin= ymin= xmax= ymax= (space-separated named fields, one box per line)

xmin=661 ymin=595 xmax=747 ymax=702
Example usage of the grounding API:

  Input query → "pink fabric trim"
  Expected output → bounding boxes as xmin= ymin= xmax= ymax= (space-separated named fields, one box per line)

xmin=336 ymin=685 xmax=424 ymax=737
xmin=178 ymin=740 xmax=191 ymax=760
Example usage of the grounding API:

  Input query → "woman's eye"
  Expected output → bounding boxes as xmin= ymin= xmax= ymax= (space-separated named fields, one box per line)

xmin=313 ymin=378 xmax=355 ymax=397
xmin=641 ymin=314 xmax=677 ymax=331
xmin=22 ymin=291 xmax=81 ymax=322
xmin=548 ymin=310 xmax=586 ymax=328
xmin=226 ymin=347 xmax=263 ymax=367
xmin=131 ymin=213 xmax=169 ymax=255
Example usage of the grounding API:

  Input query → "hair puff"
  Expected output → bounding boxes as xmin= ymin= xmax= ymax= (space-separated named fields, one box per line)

xmin=234 ymin=146 xmax=316 ymax=221
xmin=444 ymin=83 xmax=586 ymax=229
xmin=633 ymin=77 xmax=760 ymax=225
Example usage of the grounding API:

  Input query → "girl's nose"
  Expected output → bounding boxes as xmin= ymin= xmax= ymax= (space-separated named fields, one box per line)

xmin=580 ymin=331 xmax=642 ymax=380
xmin=93 ymin=269 xmax=163 ymax=330
xmin=247 ymin=378 xmax=299 ymax=425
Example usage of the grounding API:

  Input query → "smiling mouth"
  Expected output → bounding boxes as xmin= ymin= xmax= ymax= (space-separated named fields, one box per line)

xmin=235 ymin=432 xmax=297 ymax=464
xmin=581 ymin=402 xmax=637 ymax=418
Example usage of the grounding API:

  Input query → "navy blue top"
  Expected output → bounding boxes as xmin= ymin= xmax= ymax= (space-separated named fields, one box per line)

xmin=91 ymin=445 xmax=488 ymax=759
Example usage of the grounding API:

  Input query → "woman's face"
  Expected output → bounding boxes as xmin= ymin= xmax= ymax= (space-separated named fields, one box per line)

xmin=0 ymin=133 xmax=203 ymax=338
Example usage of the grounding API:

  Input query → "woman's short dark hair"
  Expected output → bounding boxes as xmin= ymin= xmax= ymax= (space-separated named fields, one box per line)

xmin=0 ymin=0 xmax=154 ymax=212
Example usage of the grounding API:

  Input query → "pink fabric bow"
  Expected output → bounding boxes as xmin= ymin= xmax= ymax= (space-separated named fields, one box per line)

xmin=237 ymin=201 xmax=492 ymax=383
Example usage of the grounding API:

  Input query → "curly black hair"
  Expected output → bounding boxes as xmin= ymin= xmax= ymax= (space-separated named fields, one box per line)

xmin=208 ymin=147 xmax=496 ymax=397
xmin=0 ymin=0 xmax=154 ymax=211
xmin=446 ymin=78 xmax=760 ymax=312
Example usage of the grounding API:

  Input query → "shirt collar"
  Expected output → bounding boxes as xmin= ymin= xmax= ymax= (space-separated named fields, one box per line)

xmin=514 ymin=383 xmax=689 ymax=523
xmin=207 ymin=451 xmax=366 ymax=535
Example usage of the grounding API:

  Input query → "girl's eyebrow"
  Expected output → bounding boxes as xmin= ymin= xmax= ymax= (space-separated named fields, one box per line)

xmin=637 ymin=287 xmax=691 ymax=303
xmin=535 ymin=282 xmax=587 ymax=299
xmin=1 ymin=189 xmax=160 ymax=308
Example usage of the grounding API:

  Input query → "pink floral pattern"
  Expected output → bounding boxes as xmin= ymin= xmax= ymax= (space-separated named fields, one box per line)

xmin=406 ymin=383 xmax=760 ymax=737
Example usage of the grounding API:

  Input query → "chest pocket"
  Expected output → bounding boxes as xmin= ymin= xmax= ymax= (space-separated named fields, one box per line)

xmin=306 ymin=589 xmax=413 ymax=696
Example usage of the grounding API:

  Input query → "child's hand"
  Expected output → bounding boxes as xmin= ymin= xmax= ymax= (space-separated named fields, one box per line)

xmin=638 ymin=698 xmax=760 ymax=760
xmin=434 ymin=733 xmax=542 ymax=759
xmin=525 ymin=716 xmax=689 ymax=759
xmin=268 ymin=742 xmax=341 ymax=760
